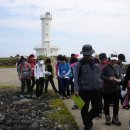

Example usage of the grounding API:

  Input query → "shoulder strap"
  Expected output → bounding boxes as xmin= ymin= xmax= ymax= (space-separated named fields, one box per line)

xmin=78 ymin=62 xmax=82 ymax=78
xmin=26 ymin=63 xmax=30 ymax=68
xmin=20 ymin=64 xmax=23 ymax=70
xmin=108 ymin=64 xmax=118 ymax=78
xmin=67 ymin=63 xmax=70 ymax=69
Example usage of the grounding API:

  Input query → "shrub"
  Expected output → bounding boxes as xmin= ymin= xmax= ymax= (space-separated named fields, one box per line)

xmin=0 ymin=58 xmax=17 ymax=67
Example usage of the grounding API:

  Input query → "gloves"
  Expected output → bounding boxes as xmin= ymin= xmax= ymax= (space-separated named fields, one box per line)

xmin=121 ymin=90 xmax=126 ymax=98
xmin=45 ymin=71 xmax=51 ymax=75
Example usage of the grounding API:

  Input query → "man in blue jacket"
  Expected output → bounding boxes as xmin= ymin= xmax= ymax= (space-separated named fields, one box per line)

xmin=74 ymin=44 xmax=101 ymax=130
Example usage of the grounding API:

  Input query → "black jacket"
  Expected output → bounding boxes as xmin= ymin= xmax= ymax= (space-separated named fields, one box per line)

xmin=100 ymin=64 xmax=121 ymax=93
xmin=74 ymin=58 xmax=101 ymax=92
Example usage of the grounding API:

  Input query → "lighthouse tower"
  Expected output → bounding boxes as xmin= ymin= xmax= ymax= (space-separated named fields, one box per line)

xmin=34 ymin=12 xmax=59 ymax=56
xmin=41 ymin=12 xmax=51 ymax=48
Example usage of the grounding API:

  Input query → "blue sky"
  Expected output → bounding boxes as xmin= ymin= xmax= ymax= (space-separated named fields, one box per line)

xmin=0 ymin=0 xmax=130 ymax=62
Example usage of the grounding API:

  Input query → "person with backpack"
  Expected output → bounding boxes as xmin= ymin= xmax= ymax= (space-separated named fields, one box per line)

xmin=18 ymin=56 xmax=32 ymax=99
xmin=74 ymin=44 xmax=101 ymax=130
xmin=44 ymin=58 xmax=58 ymax=94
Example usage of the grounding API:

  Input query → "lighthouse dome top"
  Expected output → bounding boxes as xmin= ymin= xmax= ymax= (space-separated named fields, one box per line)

xmin=46 ymin=12 xmax=50 ymax=17
xmin=40 ymin=12 xmax=52 ymax=20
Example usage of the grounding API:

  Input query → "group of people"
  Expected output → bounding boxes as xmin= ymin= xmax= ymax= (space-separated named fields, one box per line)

xmin=73 ymin=44 xmax=130 ymax=130
xmin=16 ymin=54 xmax=57 ymax=98
xmin=16 ymin=53 xmax=78 ymax=99
xmin=16 ymin=44 xmax=130 ymax=130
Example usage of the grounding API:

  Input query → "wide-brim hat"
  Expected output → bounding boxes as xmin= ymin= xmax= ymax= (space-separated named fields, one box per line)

xmin=80 ymin=44 xmax=95 ymax=55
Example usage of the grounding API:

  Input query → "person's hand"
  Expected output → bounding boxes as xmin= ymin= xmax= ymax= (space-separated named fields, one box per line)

xmin=45 ymin=71 xmax=51 ymax=75
xmin=62 ymin=75 xmax=66 ymax=78
xmin=121 ymin=90 xmax=126 ymax=98
xmin=48 ymin=72 xmax=51 ymax=75
xmin=114 ymin=79 xmax=121 ymax=83
xmin=74 ymin=91 xmax=79 ymax=97
xmin=109 ymin=76 xmax=116 ymax=81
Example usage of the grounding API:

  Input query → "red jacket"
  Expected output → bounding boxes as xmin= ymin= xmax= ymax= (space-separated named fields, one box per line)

xmin=28 ymin=57 xmax=36 ymax=76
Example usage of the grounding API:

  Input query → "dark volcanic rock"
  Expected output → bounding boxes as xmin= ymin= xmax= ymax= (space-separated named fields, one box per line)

xmin=0 ymin=90 xmax=79 ymax=130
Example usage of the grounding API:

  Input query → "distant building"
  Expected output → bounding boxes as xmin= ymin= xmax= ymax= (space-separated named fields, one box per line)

xmin=34 ymin=12 xmax=59 ymax=56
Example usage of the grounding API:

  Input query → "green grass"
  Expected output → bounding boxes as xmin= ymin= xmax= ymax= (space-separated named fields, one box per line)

xmin=0 ymin=85 xmax=18 ymax=93
xmin=0 ymin=85 xmax=17 ymax=89
xmin=48 ymin=97 xmax=79 ymax=129
xmin=0 ymin=66 xmax=16 ymax=68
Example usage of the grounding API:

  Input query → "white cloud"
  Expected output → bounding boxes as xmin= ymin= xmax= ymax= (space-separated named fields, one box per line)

xmin=0 ymin=0 xmax=130 ymax=61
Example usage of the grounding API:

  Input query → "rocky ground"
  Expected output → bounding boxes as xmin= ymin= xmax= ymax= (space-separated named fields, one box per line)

xmin=0 ymin=68 xmax=130 ymax=130
xmin=0 ymin=89 xmax=79 ymax=130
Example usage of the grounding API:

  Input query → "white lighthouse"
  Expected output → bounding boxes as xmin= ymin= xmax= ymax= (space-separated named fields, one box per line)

xmin=34 ymin=12 xmax=59 ymax=56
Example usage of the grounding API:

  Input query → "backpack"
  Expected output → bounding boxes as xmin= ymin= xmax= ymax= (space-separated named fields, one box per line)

xmin=20 ymin=63 xmax=31 ymax=79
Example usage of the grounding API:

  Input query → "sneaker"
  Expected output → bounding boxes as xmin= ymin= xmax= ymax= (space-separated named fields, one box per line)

xmin=26 ymin=94 xmax=32 ymax=98
xmin=20 ymin=94 xmax=24 ymax=99
xmin=97 ymin=113 xmax=102 ymax=118
xmin=122 ymin=105 xmax=129 ymax=110
xmin=84 ymin=121 xmax=93 ymax=130
xmin=62 ymin=96 xmax=66 ymax=100
xmin=110 ymin=103 xmax=114 ymax=106
xmin=112 ymin=116 xmax=121 ymax=126
xmin=105 ymin=115 xmax=111 ymax=125
xmin=84 ymin=127 xmax=91 ymax=130
xmin=66 ymin=95 xmax=70 ymax=99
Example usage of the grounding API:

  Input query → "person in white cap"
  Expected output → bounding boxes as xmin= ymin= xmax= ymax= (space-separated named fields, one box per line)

xmin=100 ymin=52 xmax=122 ymax=126
xmin=34 ymin=58 xmax=50 ymax=98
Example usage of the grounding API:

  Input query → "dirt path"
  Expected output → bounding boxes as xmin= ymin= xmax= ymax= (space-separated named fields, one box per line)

xmin=0 ymin=68 xmax=20 ymax=86
xmin=0 ymin=68 xmax=129 ymax=130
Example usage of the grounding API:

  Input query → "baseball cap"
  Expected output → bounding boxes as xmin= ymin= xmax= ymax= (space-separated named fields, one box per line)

xmin=99 ymin=53 xmax=107 ymax=60
xmin=110 ymin=53 xmax=118 ymax=61
xmin=118 ymin=54 xmax=126 ymax=62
